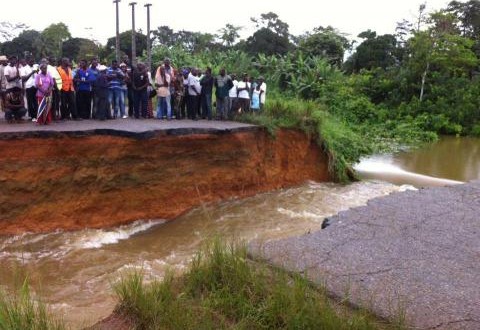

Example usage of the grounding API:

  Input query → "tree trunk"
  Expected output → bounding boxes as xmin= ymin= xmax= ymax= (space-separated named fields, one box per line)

xmin=420 ymin=61 xmax=429 ymax=102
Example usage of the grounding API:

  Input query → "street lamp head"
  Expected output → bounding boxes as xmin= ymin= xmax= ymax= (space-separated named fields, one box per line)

xmin=112 ymin=0 xmax=120 ymax=3
xmin=144 ymin=3 xmax=152 ymax=7
xmin=129 ymin=2 xmax=137 ymax=5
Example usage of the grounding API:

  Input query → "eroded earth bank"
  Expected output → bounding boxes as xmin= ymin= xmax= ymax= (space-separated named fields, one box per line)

xmin=0 ymin=126 xmax=330 ymax=234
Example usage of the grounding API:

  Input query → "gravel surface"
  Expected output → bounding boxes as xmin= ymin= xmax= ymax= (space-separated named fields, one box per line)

xmin=250 ymin=181 xmax=480 ymax=329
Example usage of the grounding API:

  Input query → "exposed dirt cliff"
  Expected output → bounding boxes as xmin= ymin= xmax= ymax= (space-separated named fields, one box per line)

xmin=0 ymin=127 xmax=330 ymax=234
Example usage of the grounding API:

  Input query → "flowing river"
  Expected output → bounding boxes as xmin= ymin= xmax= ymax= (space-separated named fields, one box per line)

xmin=1 ymin=136 xmax=479 ymax=328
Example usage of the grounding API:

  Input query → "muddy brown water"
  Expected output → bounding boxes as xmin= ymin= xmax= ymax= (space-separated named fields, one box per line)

xmin=355 ymin=136 xmax=480 ymax=186
xmin=1 ymin=136 xmax=479 ymax=328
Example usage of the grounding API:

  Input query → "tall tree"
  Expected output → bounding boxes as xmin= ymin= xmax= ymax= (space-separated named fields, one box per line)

xmin=217 ymin=24 xmax=242 ymax=47
xmin=407 ymin=11 xmax=478 ymax=101
xmin=245 ymin=12 xmax=292 ymax=55
xmin=298 ymin=26 xmax=351 ymax=66
xmin=447 ymin=0 xmax=480 ymax=38
xmin=41 ymin=22 xmax=71 ymax=57
xmin=106 ymin=30 xmax=147 ymax=59
xmin=62 ymin=38 xmax=99 ymax=61
xmin=344 ymin=31 xmax=398 ymax=73
xmin=152 ymin=25 xmax=175 ymax=47
xmin=250 ymin=12 xmax=290 ymax=38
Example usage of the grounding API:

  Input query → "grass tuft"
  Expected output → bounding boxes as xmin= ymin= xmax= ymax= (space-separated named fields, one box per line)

xmin=0 ymin=278 xmax=65 ymax=330
xmin=114 ymin=238 xmax=398 ymax=329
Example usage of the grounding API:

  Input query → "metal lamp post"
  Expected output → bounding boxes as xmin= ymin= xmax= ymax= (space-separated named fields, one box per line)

xmin=113 ymin=0 xmax=121 ymax=63
xmin=144 ymin=3 xmax=152 ymax=72
xmin=129 ymin=2 xmax=137 ymax=66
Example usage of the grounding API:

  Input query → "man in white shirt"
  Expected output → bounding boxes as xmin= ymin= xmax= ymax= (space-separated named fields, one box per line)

xmin=187 ymin=68 xmax=201 ymax=120
xmin=4 ymin=56 xmax=22 ymax=90
xmin=236 ymin=73 xmax=251 ymax=113
xmin=20 ymin=57 xmax=39 ymax=120
xmin=227 ymin=74 xmax=238 ymax=118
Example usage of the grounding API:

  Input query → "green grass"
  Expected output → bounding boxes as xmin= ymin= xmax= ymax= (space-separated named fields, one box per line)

xmin=235 ymin=94 xmax=370 ymax=182
xmin=114 ymin=239 xmax=399 ymax=329
xmin=0 ymin=278 xmax=65 ymax=330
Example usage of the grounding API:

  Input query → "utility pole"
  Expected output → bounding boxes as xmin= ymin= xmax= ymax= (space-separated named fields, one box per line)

xmin=144 ymin=3 xmax=152 ymax=72
xmin=113 ymin=0 xmax=121 ymax=63
xmin=129 ymin=2 xmax=137 ymax=66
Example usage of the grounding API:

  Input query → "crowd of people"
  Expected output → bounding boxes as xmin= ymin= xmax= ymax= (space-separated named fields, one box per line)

xmin=0 ymin=54 xmax=267 ymax=124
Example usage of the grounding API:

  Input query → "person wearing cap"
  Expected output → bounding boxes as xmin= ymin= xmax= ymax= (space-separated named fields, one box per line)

xmin=3 ymin=86 xmax=27 ymax=123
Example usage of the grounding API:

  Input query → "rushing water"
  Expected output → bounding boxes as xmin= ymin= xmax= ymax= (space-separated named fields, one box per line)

xmin=1 ymin=136 xmax=479 ymax=328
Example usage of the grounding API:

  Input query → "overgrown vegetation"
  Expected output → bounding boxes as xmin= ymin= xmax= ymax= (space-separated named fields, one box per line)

xmin=114 ymin=239 xmax=400 ymax=329
xmin=0 ymin=279 xmax=64 ymax=330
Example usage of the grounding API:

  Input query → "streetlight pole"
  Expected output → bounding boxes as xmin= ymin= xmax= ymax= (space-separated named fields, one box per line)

xmin=144 ymin=3 xmax=152 ymax=72
xmin=113 ymin=0 xmax=121 ymax=63
xmin=129 ymin=2 xmax=137 ymax=66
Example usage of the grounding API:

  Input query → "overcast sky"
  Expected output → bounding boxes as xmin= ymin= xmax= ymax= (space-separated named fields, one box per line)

xmin=5 ymin=0 xmax=452 ymax=44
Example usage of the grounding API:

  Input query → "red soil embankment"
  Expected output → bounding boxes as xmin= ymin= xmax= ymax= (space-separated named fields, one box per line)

xmin=0 ymin=128 xmax=330 ymax=234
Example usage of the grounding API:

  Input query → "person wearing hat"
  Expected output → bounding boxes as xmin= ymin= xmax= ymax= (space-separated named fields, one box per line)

xmin=3 ymin=86 xmax=27 ymax=123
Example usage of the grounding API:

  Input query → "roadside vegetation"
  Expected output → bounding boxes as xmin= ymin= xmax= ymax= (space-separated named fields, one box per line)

xmin=0 ymin=279 xmax=64 ymax=330
xmin=114 ymin=239 xmax=401 ymax=330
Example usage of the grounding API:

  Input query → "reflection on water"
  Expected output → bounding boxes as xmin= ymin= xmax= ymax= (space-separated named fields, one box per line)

xmin=355 ymin=136 xmax=480 ymax=187
xmin=392 ymin=136 xmax=480 ymax=182
xmin=0 ymin=181 xmax=406 ymax=328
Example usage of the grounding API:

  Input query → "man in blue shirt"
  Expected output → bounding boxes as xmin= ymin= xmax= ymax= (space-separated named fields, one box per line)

xmin=107 ymin=60 xmax=126 ymax=118
xmin=74 ymin=59 xmax=96 ymax=119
